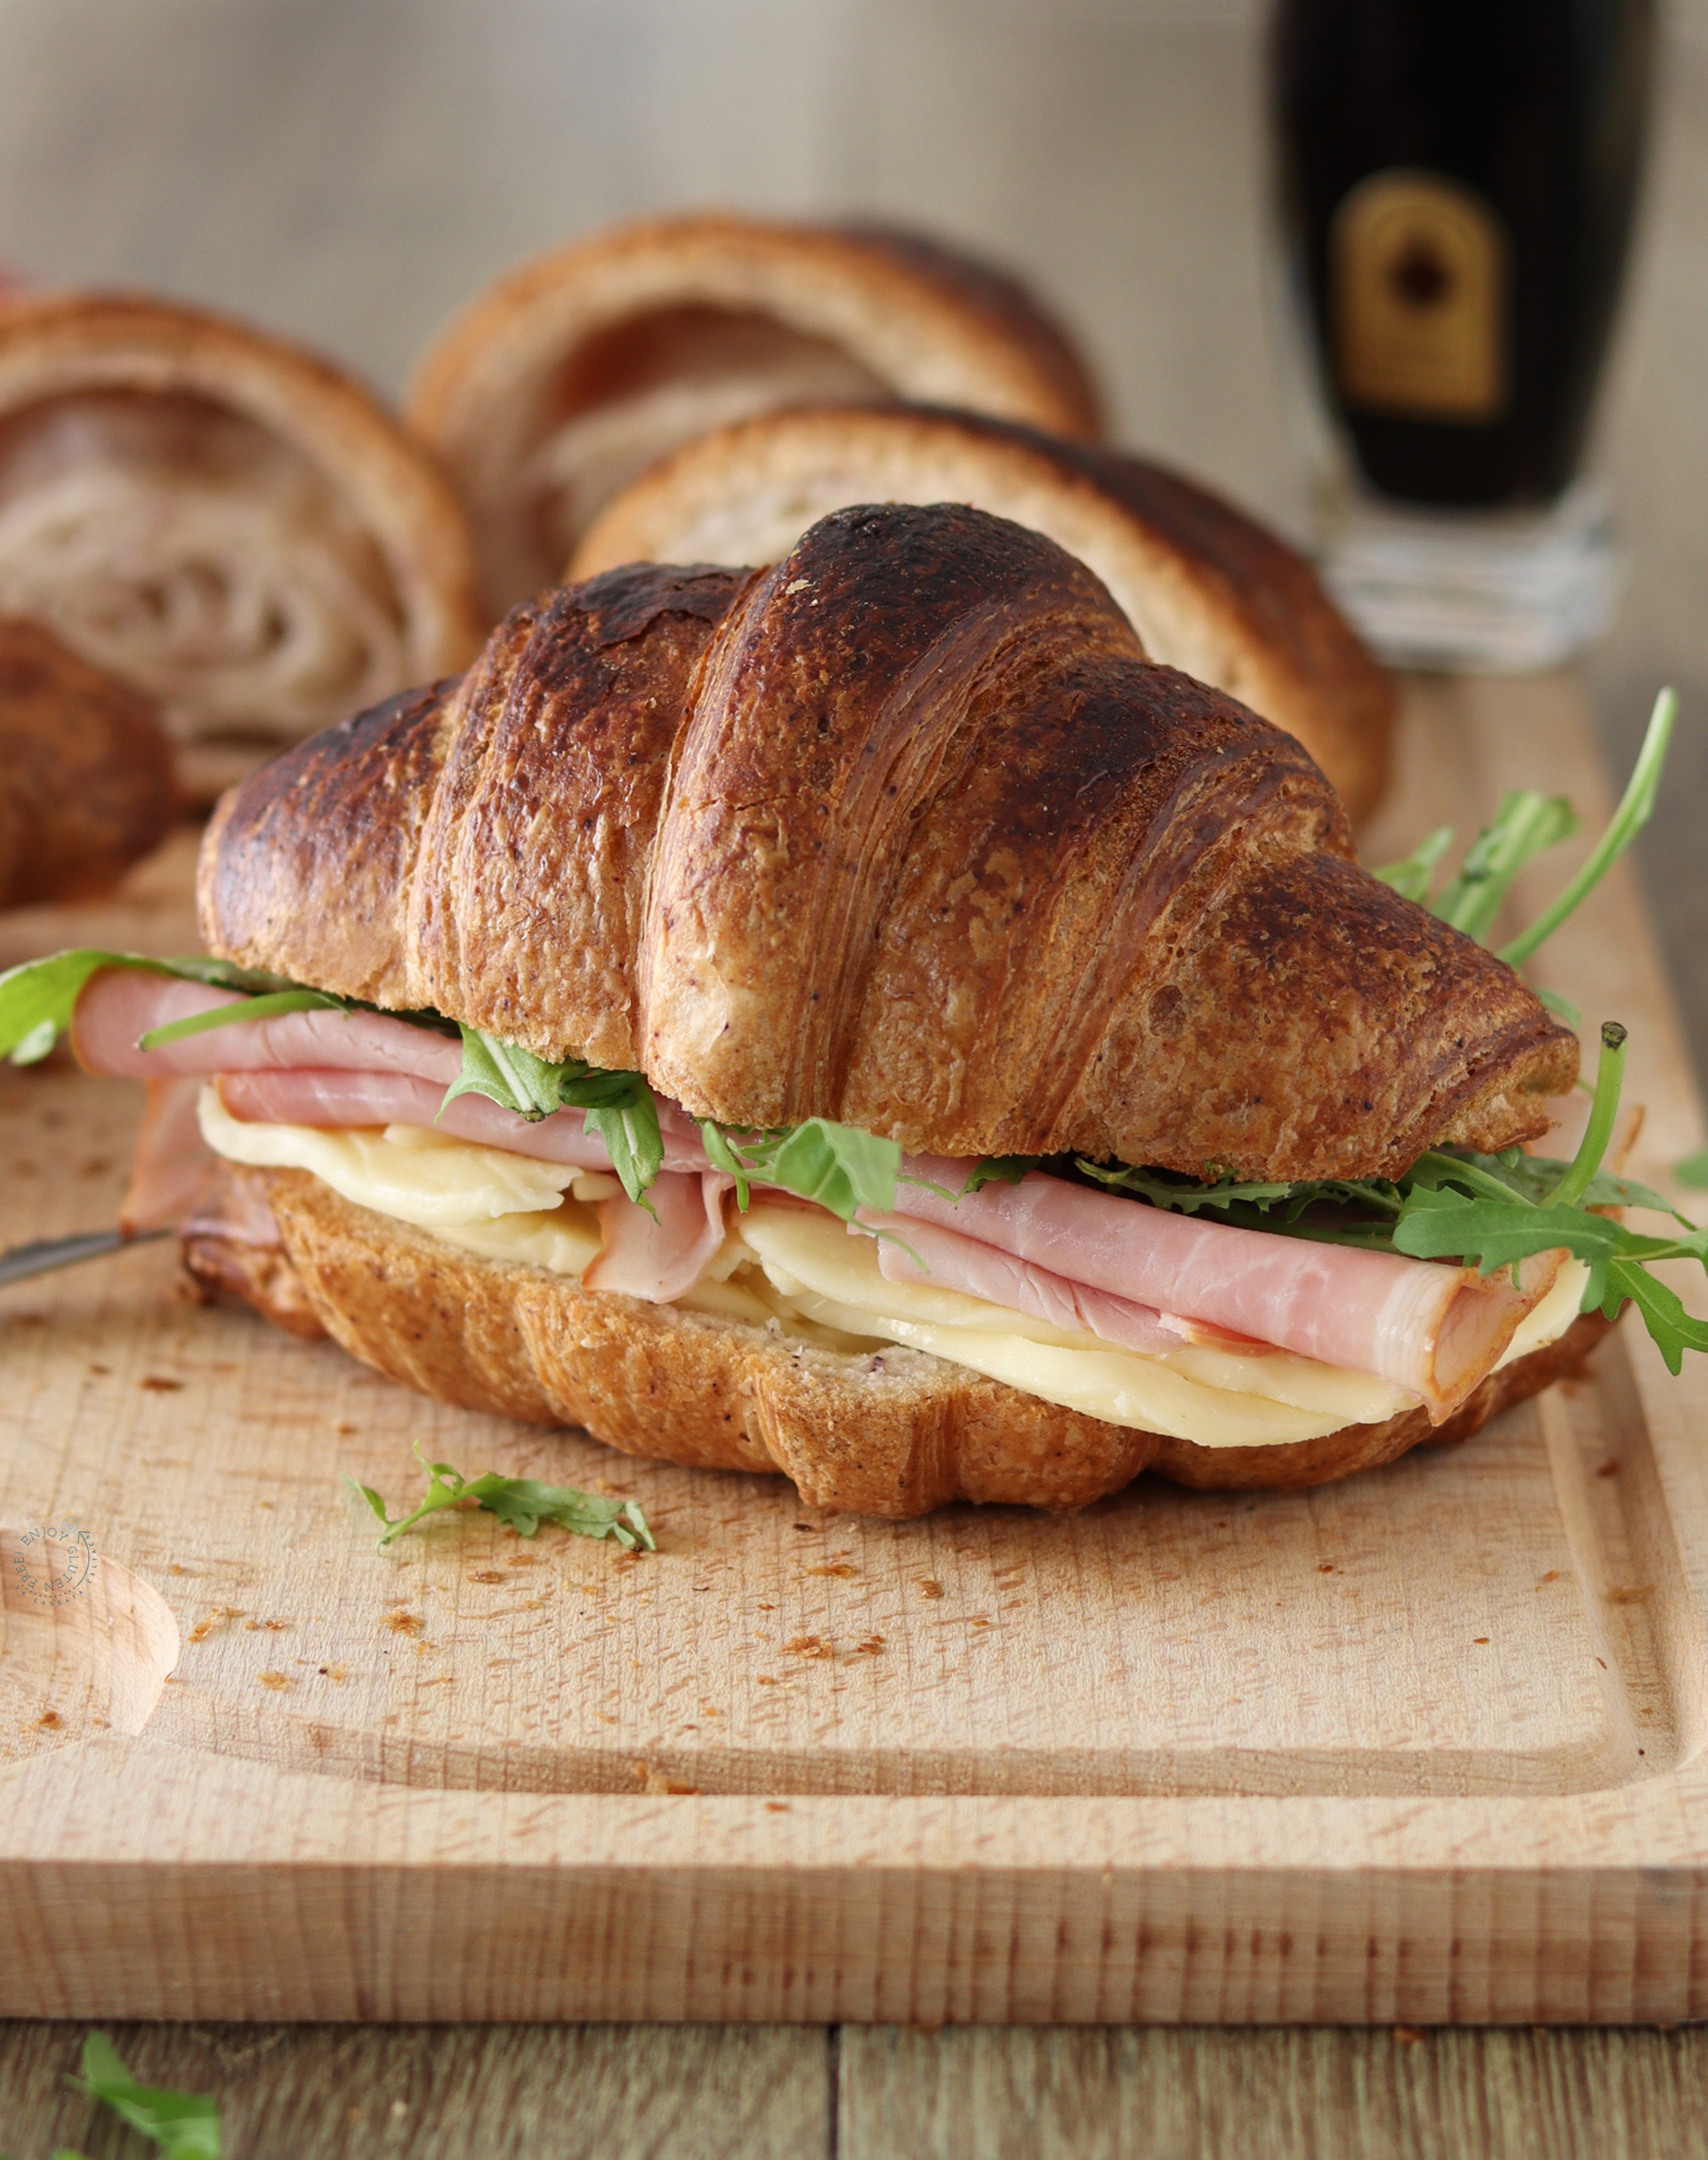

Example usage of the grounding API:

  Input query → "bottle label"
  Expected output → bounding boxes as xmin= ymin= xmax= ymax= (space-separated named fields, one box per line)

xmin=1331 ymin=170 xmax=1509 ymax=422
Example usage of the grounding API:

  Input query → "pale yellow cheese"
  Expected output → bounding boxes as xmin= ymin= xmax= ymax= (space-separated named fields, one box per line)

xmin=197 ymin=1087 xmax=578 ymax=1229
xmin=199 ymin=1103 xmax=1589 ymax=1449
xmin=1495 ymin=1258 xmax=1591 ymax=1369
xmin=436 ymin=1206 xmax=603 ymax=1277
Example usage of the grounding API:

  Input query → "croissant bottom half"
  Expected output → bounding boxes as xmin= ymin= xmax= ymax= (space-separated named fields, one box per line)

xmin=186 ymin=1167 xmax=1611 ymax=1519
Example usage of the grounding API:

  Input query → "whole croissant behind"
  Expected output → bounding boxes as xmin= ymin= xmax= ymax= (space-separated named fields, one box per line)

xmin=200 ymin=504 xmax=1575 ymax=1181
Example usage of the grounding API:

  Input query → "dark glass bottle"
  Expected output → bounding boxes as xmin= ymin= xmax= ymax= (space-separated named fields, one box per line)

xmin=1270 ymin=0 xmax=1656 ymax=509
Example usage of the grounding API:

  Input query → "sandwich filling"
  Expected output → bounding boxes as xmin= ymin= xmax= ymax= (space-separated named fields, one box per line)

xmin=58 ymin=964 xmax=1608 ymax=1451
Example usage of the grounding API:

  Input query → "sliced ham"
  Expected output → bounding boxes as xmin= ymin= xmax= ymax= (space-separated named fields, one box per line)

xmin=212 ymin=1065 xmax=715 ymax=1173
xmin=72 ymin=967 xmax=464 ymax=1085
xmin=868 ymin=1212 xmax=1187 ymax=1357
xmin=881 ymin=1160 xmax=1558 ymax=1421
xmin=584 ymin=1172 xmax=734 ymax=1301
xmin=214 ymin=1069 xmax=616 ymax=1167
xmin=119 ymin=1076 xmax=220 ymax=1232
xmin=92 ymin=969 xmax=1563 ymax=1416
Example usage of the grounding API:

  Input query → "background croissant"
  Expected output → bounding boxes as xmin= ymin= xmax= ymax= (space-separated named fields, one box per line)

xmin=203 ymin=502 xmax=1572 ymax=1182
xmin=406 ymin=213 xmax=1103 ymax=621
xmin=0 ymin=291 xmax=483 ymax=801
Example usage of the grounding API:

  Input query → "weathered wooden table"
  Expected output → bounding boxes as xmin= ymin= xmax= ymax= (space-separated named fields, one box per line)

xmin=4 ymin=2018 xmax=1708 ymax=2157
xmin=4 ymin=675 xmax=1708 ymax=2157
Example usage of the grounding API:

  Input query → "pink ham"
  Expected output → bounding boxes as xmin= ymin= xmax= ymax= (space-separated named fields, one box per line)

xmin=85 ymin=969 xmax=1560 ymax=1413
xmin=868 ymin=1212 xmax=1189 ymax=1357
xmin=119 ymin=1076 xmax=220 ymax=1232
xmin=73 ymin=968 xmax=464 ymax=1085
xmin=881 ymin=1159 xmax=1558 ymax=1420
xmin=584 ymin=1172 xmax=734 ymax=1302
xmin=213 ymin=1069 xmax=614 ymax=1167
xmin=210 ymin=1067 xmax=713 ymax=1175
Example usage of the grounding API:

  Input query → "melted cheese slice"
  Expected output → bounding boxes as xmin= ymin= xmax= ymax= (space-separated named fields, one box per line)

xmin=199 ymin=1094 xmax=1590 ymax=1449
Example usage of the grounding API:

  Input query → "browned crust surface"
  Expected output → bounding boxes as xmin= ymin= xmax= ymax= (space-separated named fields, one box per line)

xmin=572 ymin=403 xmax=1393 ymax=822
xmin=0 ymin=616 xmax=177 ymax=906
xmin=0 ymin=290 xmax=484 ymax=700
xmin=192 ymin=1167 xmax=1615 ymax=1519
xmin=202 ymin=504 xmax=1575 ymax=1180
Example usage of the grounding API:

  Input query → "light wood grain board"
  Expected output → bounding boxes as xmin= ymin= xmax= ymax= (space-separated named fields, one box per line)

xmin=3 ymin=673 xmax=1707 ymax=2025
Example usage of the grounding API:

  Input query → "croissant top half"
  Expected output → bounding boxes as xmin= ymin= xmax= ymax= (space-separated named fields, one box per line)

xmin=199 ymin=504 xmax=1576 ymax=1181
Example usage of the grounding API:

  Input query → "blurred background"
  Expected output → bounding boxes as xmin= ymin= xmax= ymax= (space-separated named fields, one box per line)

xmin=0 ymin=0 xmax=1701 ymax=1060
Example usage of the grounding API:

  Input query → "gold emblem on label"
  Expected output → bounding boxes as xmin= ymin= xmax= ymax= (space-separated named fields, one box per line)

xmin=1331 ymin=169 xmax=1508 ymax=422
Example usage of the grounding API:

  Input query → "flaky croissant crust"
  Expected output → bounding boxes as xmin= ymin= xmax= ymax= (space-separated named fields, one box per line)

xmin=199 ymin=504 xmax=1575 ymax=1180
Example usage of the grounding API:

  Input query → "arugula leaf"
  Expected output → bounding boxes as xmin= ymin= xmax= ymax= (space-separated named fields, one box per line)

xmin=1369 ymin=688 xmax=1676 ymax=1008
xmin=584 ymin=1094 xmax=665 ymax=1210
xmin=439 ymin=1025 xmax=664 ymax=1206
xmin=1500 ymin=686 xmax=1677 ymax=967
xmin=958 ymin=1156 xmax=1041 ymax=1194
xmin=68 ymin=2033 xmax=220 ymax=2159
xmin=1079 ymin=1161 xmax=1307 ymax=1215
xmin=1373 ymin=824 xmax=1455 ymax=903
xmin=1439 ymin=1143 xmax=1683 ymax=1221
xmin=1604 ymin=1259 xmax=1708 ymax=1374
xmin=1535 ymin=986 xmax=1583 ymax=1028
xmin=440 ymin=1026 xmax=570 ymax=1120
xmin=0 ymin=948 xmax=302 ymax=1065
xmin=1391 ymin=1026 xmax=1708 ymax=1370
xmin=1549 ymin=1020 xmax=1627 ymax=1207
xmin=1429 ymin=791 xmax=1582 ymax=944
xmin=350 ymin=1444 xmax=655 ymax=1552
xmin=700 ymin=1116 xmax=900 ymax=1222
xmin=138 ymin=986 xmax=347 ymax=1048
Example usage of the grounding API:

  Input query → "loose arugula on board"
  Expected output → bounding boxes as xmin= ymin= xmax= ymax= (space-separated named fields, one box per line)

xmin=349 ymin=1444 xmax=656 ymax=1553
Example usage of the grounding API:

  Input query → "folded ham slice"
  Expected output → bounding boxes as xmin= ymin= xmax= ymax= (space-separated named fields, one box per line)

xmin=880 ymin=1161 xmax=1558 ymax=1421
xmin=584 ymin=1171 xmax=734 ymax=1302
xmin=212 ymin=1069 xmax=615 ymax=1167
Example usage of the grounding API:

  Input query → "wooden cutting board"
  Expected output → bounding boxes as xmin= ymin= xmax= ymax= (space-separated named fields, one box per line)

xmin=4 ymin=673 xmax=1707 ymax=2027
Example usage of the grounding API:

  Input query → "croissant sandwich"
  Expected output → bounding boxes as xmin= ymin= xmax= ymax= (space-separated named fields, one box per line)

xmin=0 ymin=291 xmax=483 ymax=801
xmin=7 ymin=505 xmax=1696 ymax=1520
xmin=407 ymin=214 xmax=1100 ymax=619
xmin=573 ymin=403 xmax=1394 ymax=822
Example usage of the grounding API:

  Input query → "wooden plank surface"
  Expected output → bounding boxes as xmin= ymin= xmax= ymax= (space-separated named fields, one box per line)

xmin=0 ymin=2020 xmax=832 ymax=2160
xmin=5 ymin=2018 xmax=1708 ymax=2157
